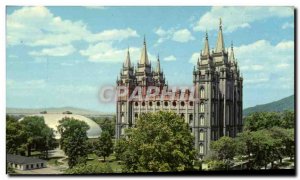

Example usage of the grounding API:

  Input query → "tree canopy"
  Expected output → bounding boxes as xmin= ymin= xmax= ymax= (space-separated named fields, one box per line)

xmin=116 ymin=111 xmax=196 ymax=172
xmin=58 ymin=117 xmax=90 ymax=168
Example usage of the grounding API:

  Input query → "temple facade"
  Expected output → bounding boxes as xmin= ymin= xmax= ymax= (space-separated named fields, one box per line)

xmin=115 ymin=20 xmax=243 ymax=158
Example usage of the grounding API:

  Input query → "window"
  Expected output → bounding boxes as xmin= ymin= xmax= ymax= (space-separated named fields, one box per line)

xmin=121 ymin=102 xmax=125 ymax=111
xmin=199 ymin=131 xmax=204 ymax=141
xmin=181 ymin=101 xmax=185 ymax=107
xmin=26 ymin=165 xmax=29 ymax=169
xmin=172 ymin=101 xmax=177 ymax=107
xmin=199 ymin=144 xmax=204 ymax=154
xmin=31 ymin=164 xmax=33 ymax=168
xmin=149 ymin=102 xmax=153 ymax=106
xmin=181 ymin=113 xmax=184 ymax=118
xmin=200 ymin=87 xmax=205 ymax=98
xmin=157 ymin=102 xmax=160 ymax=106
xmin=135 ymin=113 xmax=138 ymax=118
xmin=200 ymin=116 xmax=204 ymax=126
xmin=37 ymin=164 xmax=39 ymax=168
xmin=164 ymin=101 xmax=168 ymax=106
xmin=142 ymin=102 xmax=145 ymax=106
xmin=121 ymin=114 xmax=125 ymax=123
xmin=41 ymin=163 xmax=43 ymax=167
xmin=135 ymin=102 xmax=138 ymax=106
xmin=189 ymin=114 xmax=193 ymax=121
xmin=200 ymin=103 xmax=204 ymax=113
xmin=212 ymin=104 xmax=215 ymax=113
xmin=189 ymin=101 xmax=193 ymax=106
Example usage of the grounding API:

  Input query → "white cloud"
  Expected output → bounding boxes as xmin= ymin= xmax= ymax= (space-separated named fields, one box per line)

xmin=282 ymin=22 xmax=294 ymax=29
xmin=189 ymin=39 xmax=294 ymax=88
xmin=164 ymin=55 xmax=177 ymax=61
xmin=29 ymin=45 xmax=76 ymax=57
xmin=172 ymin=29 xmax=195 ymax=43
xmin=7 ymin=79 xmax=46 ymax=89
xmin=80 ymin=42 xmax=156 ymax=63
xmin=7 ymin=6 xmax=139 ymax=60
xmin=154 ymin=27 xmax=194 ymax=45
xmin=193 ymin=7 xmax=294 ymax=32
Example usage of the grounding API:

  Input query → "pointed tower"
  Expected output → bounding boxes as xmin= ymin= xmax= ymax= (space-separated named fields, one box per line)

xmin=124 ymin=47 xmax=132 ymax=68
xmin=135 ymin=37 xmax=154 ymax=91
xmin=203 ymin=31 xmax=210 ymax=56
xmin=215 ymin=18 xmax=225 ymax=53
xmin=229 ymin=42 xmax=235 ymax=64
xmin=153 ymin=54 xmax=165 ymax=89
xmin=139 ymin=36 xmax=150 ymax=65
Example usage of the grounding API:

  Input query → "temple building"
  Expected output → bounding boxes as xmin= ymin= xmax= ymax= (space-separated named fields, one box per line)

xmin=115 ymin=20 xmax=243 ymax=158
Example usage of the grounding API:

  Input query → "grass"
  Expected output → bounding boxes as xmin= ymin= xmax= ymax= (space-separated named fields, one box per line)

xmin=47 ymin=157 xmax=64 ymax=166
xmin=86 ymin=153 xmax=123 ymax=173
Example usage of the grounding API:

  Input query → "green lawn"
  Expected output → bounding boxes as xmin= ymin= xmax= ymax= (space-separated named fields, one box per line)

xmin=47 ymin=157 xmax=64 ymax=166
xmin=86 ymin=153 xmax=123 ymax=173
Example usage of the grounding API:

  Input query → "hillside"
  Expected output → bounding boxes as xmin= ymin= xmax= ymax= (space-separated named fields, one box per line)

xmin=243 ymin=95 xmax=294 ymax=116
xmin=6 ymin=106 xmax=114 ymax=117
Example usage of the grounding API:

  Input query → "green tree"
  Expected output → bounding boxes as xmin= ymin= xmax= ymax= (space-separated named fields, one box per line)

xmin=65 ymin=163 xmax=113 ymax=174
xmin=58 ymin=117 xmax=90 ymax=168
xmin=93 ymin=117 xmax=115 ymax=137
xmin=95 ymin=131 xmax=113 ymax=162
xmin=116 ymin=111 xmax=196 ymax=172
xmin=281 ymin=111 xmax=294 ymax=129
xmin=114 ymin=138 xmax=127 ymax=161
xmin=19 ymin=116 xmax=57 ymax=157
xmin=244 ymin=112 xmax=281 ymax=131
xmin=210 ymin=136 xmax=236 ymax=170
xmin=6 ymin=115 xmax=26 ymax=155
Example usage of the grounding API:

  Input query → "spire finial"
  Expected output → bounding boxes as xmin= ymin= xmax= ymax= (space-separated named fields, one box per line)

xmin=231 ymin=41 xmax=233 ymax=50
xmin=219 ymin=18 xmax=222 ymax=30
xmin=205 ymin=29 xmax=208 ymax=39
xmin=143 ymin=35 xmax=146 ymax=45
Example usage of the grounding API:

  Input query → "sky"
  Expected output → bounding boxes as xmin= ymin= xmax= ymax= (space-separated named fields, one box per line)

xmin=6 ymin=6 xmax=294 ymax=113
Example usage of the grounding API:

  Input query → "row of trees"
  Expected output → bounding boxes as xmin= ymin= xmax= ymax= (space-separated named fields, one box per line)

xmin=6 ymin=115 xmax=57 ymax=158
xmin=207 ymin=111 xmax=295 ymax=170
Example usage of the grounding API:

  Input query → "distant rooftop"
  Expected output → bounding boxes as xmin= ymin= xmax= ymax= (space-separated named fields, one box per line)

xmin=7 ymin=154 xmax=46 ymax=165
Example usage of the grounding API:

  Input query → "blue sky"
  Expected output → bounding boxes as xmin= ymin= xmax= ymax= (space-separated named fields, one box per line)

xmin=6 ymin=6 xmax=294 ymax=112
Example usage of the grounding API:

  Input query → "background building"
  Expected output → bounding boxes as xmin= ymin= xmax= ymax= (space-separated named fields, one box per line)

xmin=116 ymin=20 xmax=243 ymax=158
xmin=7 ymin=154 xmax=47 ymax=171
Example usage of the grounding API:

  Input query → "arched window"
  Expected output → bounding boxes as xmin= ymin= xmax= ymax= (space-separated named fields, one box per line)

xmin=157 ymin=102 xmax=160 ymax=106
xmin=121 ymin=114 xmax=125 ymax=123
xmin=135 ymin=102 xmax=138 ymax=106
xmin=121 ymin=102 xmax=125 ymax=111
xmin=200 ymin=103 xmax=204 ymax=113
xmin=149 ymin=102 xmax=153 ymax=106
xmin=142 ymin=102 xmax=145 ymax=106
xmin=135 ymin=113 xmax=138 ymax=118
xmin=200 ymin=116 xmax=204 ymax=126
xmin=181 ymin=113 xmax=184 ymax=118
xmin=199 ymin=131 xmax=204 ymax=141
xmin=200 ymin=87 xmax=205 ymax=98
xmin=189 ymin=101 xmax=193 ymax=106
xmin=164 ymin=101 xmax=168 ymax=107
xmin=199 ymin=144 xmax=204 ymax=154
xmin=181 ymin=101 xmax=185 ymax=107
xmin=189 ymin=115 xmax=193 ymax=124
xmin=172 ymin=101 xmax=177 ymax=107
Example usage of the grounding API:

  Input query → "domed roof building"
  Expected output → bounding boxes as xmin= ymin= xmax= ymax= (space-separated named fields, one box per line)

xmin=19 ymin=114 xmax=102 ymax=139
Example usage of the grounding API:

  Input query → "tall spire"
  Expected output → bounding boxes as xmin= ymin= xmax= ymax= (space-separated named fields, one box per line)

xmin=203 ymin=30 xmax=210 ymax=56
xmin=156 ymin=54 xmax=161 ymax=73
xmin=139 ymin=36 xmax=149 ymax=65
xmin=229 ymin=41 xmax=235 ymax=63
xmin=215 ymin=18 xmax=225 ymax=53
xmin=124 ymin=47 xmax=131 ymax=68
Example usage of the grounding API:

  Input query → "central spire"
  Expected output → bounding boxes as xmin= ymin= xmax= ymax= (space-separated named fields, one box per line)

xmin=215 ymin=18 xmax=225 ymax=53
xmin=202 ymin=30 xmax=210 ymax=56
xmin=139 ymin=36 xmax=149 ymax=65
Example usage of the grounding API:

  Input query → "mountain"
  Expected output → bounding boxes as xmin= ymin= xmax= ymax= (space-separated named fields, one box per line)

xmin=243 ymin=95 xmax=294 ymax=116
xmin=6 ymin=107 xmax=114 ymax=117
